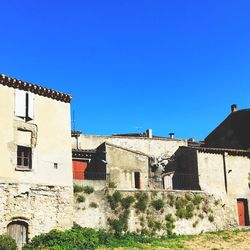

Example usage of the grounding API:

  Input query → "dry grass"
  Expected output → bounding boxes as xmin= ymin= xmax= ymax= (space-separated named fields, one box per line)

xmin=97 ymin=230 xmax=250 ymax=250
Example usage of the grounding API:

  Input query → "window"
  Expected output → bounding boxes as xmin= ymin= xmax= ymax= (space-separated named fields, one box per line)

xmin=15 ymin=89 xmax=34 ymax=121
xmin=17 ymin=146 xmax=32 ymax=170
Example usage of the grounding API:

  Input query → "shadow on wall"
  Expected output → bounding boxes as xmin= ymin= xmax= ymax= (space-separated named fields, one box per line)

xmin=85 ymin=143 xmax=107 ymax=180
xmin=165 ymin=147 xmax=201 ymax=191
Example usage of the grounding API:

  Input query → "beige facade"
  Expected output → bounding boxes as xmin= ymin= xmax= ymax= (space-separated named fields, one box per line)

xmin=73 ymin=134 xmax=187 ymax=158
xmin=0 ymin=75 xmax=73 ymax=246
xmin=105 ymin=143 xmax=150 ymax=190
xmin=197 ymin=150 xmax=250 ymax=226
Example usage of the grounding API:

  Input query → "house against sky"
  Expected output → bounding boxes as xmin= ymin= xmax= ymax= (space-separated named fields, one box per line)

xmin=0 ymin=75 xmax=73 ymax=248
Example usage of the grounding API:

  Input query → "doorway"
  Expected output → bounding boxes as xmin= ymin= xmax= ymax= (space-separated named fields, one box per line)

xmin=134 ymin=172 xmax=141 ymax=189
xmin=237 ymin=199 xmax=249 ymax=226
xmin=7 ymin=221 xmax=28 ymax=248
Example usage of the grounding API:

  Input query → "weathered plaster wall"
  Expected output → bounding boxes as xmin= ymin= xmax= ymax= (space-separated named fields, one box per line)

xmin=106 ymin=144 xmax=149 ymax=190
xmin=74 ymin=134 xmax=187 ymax=158
xmin=0 ymin=183 xmax=73 ymax=239
xmin=197 ymin=152 xmax=250 ymax=198
xmin=197 ymin=152 xmax=250 ymax=226
xmin=0 ymin=84 xmax=72 ymax=187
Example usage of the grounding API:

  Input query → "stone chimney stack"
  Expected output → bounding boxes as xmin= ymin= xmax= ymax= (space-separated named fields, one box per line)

xmin=146 ymin=129 xmax=153 ymax=138
xmin=169 ymin=132 xmax=175 ymax=139
xmin=231 ymin=104 xmax=237 ymax=113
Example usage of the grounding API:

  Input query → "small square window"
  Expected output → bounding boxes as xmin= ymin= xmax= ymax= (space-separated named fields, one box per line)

xmin=17 ymin=146 xmax=32 ymax=170
xmin=54 ymin=163 xmax=58 ymax=169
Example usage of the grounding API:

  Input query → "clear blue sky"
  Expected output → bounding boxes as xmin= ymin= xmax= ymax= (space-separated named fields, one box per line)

xmin=1 ymin=1 xmax=250 ymax=140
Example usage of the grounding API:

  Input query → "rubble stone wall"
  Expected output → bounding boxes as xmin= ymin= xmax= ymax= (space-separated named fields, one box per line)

xmin=73 ymin=188 xmax=237 ymax=236
xmin=0 ymin=183 xmax=73 ymax=240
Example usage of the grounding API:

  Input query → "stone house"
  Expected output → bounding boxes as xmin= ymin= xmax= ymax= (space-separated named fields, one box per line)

xmin=72 ymin=131 xmax=187 ymax=190
xmin=0 ymin=74 xmax=74 ymax=248
xmin=172 ymin=146 xmax=250 ymax=226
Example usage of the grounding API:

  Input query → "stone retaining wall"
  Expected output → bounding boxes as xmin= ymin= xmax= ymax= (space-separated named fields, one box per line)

xmin=73 ymin=188 xmax=238 ymax=236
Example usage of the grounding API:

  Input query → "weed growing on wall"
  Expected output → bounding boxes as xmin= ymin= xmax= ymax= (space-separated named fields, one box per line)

xmin=77 ymin=194 xmax=85 ymax=203
xmin=151 ymin=199 xmax=165 ymax=211
xmin=134 ymin=192 xmax=149 ymax=212
xmin=83 ymin=186 xmax=95 ymax=194
xmin=192 ymin=195 xmax=203 ymax=206
xmin=90 ymin=202 xmax=98 ymax=208
xmin=121 ymin=196 xmax=135 ymax=209
xmin=107 ymin=191 xmax=122 ymax=210
xmin=73 ymin=184 xmax=85 ymax=193
xmin=109 ymin=181 xmax=117 ymax=188
xmin=104 ymin=191 xmax=218 ymax=237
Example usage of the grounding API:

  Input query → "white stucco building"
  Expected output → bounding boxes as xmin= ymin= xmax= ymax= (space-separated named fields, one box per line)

xmin=0 ymin=74 xmax=74 ymax=248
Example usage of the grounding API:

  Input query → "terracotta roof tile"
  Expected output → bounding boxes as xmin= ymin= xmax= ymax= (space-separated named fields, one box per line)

xmin=0 ymin=74 xmax=72 ymax=103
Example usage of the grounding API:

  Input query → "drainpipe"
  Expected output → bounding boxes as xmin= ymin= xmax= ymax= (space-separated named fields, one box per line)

xmin=223 ymin=152 xmax=228 ymax=193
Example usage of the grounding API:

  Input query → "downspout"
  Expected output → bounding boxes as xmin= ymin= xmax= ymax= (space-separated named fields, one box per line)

xmin=223 ymin=152 xmax=228 ymax=193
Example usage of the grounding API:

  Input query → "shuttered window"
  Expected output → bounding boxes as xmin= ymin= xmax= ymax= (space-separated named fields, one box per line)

xmin=15 ymin=90 xmax=34 ymax=121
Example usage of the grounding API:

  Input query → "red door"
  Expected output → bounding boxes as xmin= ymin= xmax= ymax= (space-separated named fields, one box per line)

xmin=73 ymin=161 xmax=88 ymax=180
xmin=237 ymin=200 xmax=245 ymax=226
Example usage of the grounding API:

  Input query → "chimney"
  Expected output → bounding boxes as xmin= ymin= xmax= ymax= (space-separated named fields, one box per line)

xmin=146 ymin=129 xmax=153 ymax=138
xmin=169 ymin=132 xmax=175 ymax=139
xmin=188 ymin=138 xmax=195 ymax=142
xmin=231 ymin=104 xmax=237 ymax=113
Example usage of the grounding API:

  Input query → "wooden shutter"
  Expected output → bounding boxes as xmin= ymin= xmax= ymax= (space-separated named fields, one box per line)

xmin=28 ymin=92 xmax=34 ymax=119
xmin=15 ymin=89 xmax=26 ymax=117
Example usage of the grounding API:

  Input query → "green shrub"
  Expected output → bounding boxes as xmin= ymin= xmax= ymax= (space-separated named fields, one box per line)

xmin=208 ymin=215 xmax=215 ymax=222
xmin=165 ymin=214 xmax=175 ymax=223
xmin=121 ymin=196 xmax=135 ymax=209
xmin=202 ymin=205 xmax=210 ymax=214
xmin=176 ymin=208 xmax=186 ymax=219
xmin=108 ymin=210 xmax=130 ymax=237
xmin=151 ymin=199 xmax=165 ymax=211
xmin=185 ymin=193 xmax=193 ymax=201
xmin=167 ymin=194 xmax=175 ymax=207
xmin=0 ymin=235 xmax=17 ymax=250
xmin=175 ymin=198 xmax=187 ymax=209
xmin=90 ymin=202 xmax=98 ymax=208
xmin=73 ymin=184 xmax=85 ymax=193
xmin=107 ymin=191 xmax=122 ymax=210
xmin=109 ymin=182 xmax=117 ymax=188
xmin=134 ymin=192 xmax=149 ymax=213
xmin=192 ymin=195 xmax=202 ymax=205
xmin=83 ymin=186 xmax=94 ymax=194
xmin=192 ymin=220 xmax=199 ymax=228
xmin=214 ymin=200 xmax=220 ymax=206
xmin=166 ymin=220 xmax=175 ymax=236
xmin=199 ymin=213 xmax=204 ymax=219
xmin=147 ymin=217 xmax=163 ymax=233
xmin=186 ymin=203 xmax=195 ymax=213
xmin=176 ymin=207 xmax=193 ymax=219
xmin=77 ymin=194 xmax=85 ymax=203
xmin=23 ymin=226 xmax=99 ymax=250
